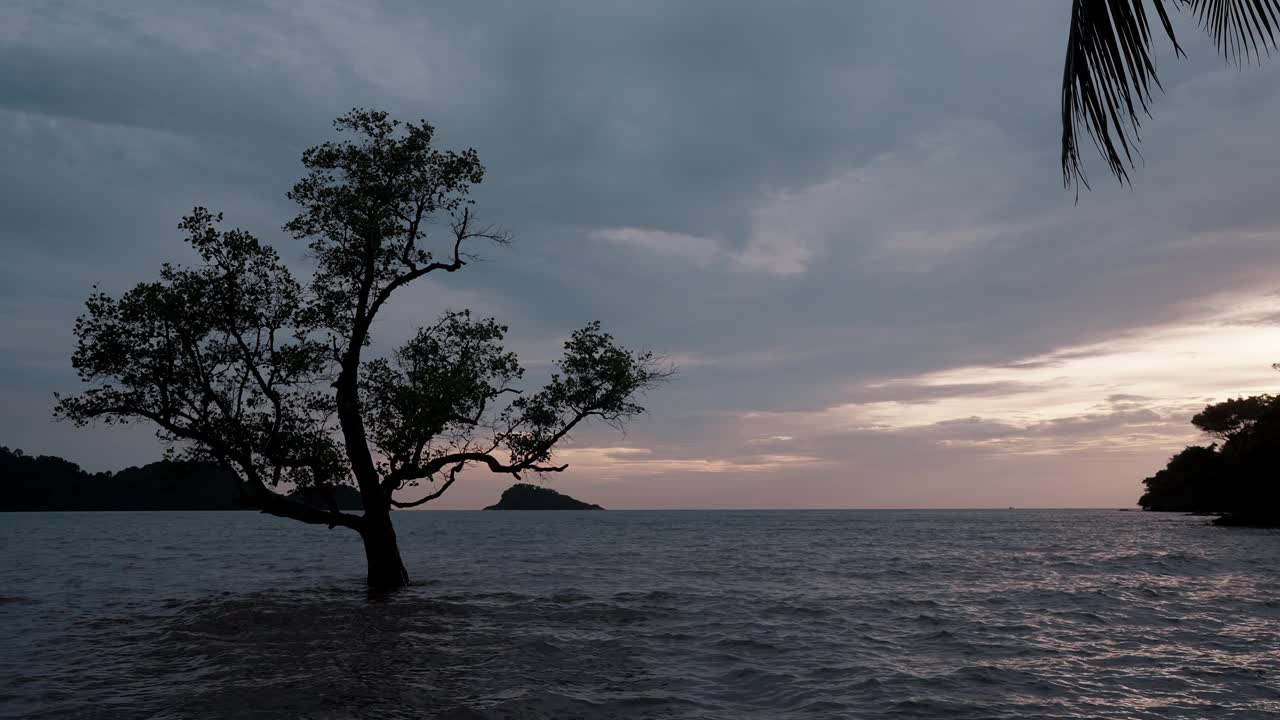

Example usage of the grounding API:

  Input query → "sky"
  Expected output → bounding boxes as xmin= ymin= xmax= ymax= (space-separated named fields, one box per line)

xmin=3 ymin=1 xmax=1280 ymax=509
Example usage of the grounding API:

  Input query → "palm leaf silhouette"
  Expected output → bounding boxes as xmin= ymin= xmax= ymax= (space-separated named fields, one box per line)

xmin=1062 ymin=0 xmax=1280 ymax=190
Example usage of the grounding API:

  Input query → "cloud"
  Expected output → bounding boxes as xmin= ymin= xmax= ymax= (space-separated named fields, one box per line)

xmin=552 ymin=445 xmax=830 ymax=482
xmin=736 ymin=293 xmax=1280 ymax=459
xmin=589 ymin=228 xmax=725 ymax=268
xmin=589 ymin=223 xmax=816 ymax=275
xmin=589 ymin=116 xmax=1035 ymax=275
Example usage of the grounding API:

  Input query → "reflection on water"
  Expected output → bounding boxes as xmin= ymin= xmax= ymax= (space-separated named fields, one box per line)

xmin=2 ymin=510 xmax=1279 ymax=719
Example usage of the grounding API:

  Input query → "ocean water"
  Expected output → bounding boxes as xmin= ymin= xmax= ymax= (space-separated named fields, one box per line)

xmin=1 ymin=509 xmax=1278 ymax=719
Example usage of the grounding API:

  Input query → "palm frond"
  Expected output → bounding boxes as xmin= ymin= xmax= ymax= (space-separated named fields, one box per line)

xmin=1061 ymin=0 xmax=1280 ymax=191
xmin=1190 ymin=0 xmax=1280 ymax=64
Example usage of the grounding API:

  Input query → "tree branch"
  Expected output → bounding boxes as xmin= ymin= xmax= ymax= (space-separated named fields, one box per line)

xmin=253 ymin=484 xmax=363 ymax=530
xmin=388 ymin=451 xmax=568 ymax=485
xmin=389 ymin=464 xmax=464 ymax=508
xmin=365 ymin=208 xmax=510 ymax=324
xmin=78 ymin=402 xmax=360 ymax=531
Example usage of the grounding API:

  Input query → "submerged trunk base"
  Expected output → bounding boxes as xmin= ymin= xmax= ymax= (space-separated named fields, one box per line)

xmin=362 ymin=517 xmax=410 ymax=588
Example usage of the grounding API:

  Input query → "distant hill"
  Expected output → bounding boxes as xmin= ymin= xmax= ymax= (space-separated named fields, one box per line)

xmin=1 ymin=446 xmax=361 ymax=512
xmin=483 ymin=483 xmax=603 ymax=510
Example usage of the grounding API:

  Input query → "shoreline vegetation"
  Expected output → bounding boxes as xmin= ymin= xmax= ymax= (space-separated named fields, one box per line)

xmin=1139 ymin=394 xmax=1280 ymax=528
xmin=1 ymin=446 xmax=362 ymax=512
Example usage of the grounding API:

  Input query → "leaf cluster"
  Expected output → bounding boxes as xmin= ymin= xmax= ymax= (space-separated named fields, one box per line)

xmin=1061 ymin=0 xmax=1280 ymax=190
xmin=55 ymin=209 xmax=344 ymax=496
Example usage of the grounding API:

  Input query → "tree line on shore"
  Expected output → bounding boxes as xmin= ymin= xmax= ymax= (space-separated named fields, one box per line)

xmin=1 ymin=446 xmax=361 ymax=511
xmin=1139 ymin=394 xmax=1280 ymax=526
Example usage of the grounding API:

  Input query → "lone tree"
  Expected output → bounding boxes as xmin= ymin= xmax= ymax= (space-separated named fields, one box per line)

xmin=55 ymin=110 xmax=669 ymax=588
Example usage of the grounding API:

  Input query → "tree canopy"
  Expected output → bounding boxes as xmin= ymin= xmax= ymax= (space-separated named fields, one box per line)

xmin=1190 ymin=395 xmax=1275 ymax=440
xmin=1139 ymin=392 xmax=1280 ymax=524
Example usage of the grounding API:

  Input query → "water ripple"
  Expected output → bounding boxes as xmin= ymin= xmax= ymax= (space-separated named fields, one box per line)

xmin=2 ymin=510 xmax=1279 ymax=718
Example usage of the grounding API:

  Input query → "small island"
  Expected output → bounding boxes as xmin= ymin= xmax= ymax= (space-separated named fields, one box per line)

xmin=483 ymin=483 xmax=604 ymax=510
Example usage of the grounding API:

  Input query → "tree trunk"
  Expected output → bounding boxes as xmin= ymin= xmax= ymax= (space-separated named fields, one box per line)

xmin=361 ymin=513 xmax=409 ymax=588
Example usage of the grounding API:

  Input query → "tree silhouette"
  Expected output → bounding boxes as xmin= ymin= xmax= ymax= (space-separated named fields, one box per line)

xmin=55 ymin=110 xmax=670 ymax=588
xmin=1139 ymin=392 xmax=1280 ymax=523
xmin=1060 ymin=0 xmax=1280 ymax=190
xmin=1191 ymin=394 xmax=1275 ymax=440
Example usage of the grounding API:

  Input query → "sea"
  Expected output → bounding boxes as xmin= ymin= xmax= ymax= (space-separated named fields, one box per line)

xmin=1 ymin=509 xmax=1278 ymax=719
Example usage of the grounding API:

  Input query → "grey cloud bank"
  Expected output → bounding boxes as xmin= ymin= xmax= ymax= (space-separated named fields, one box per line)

xmin=3 ymin=1 xmax=1279 ymax=508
